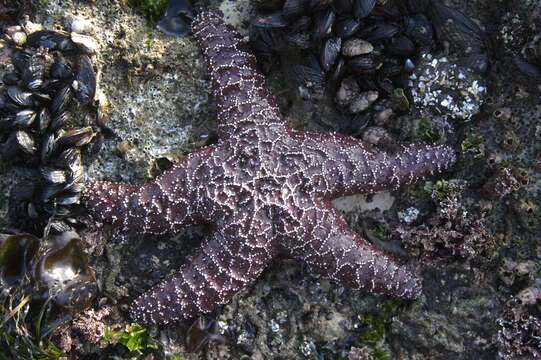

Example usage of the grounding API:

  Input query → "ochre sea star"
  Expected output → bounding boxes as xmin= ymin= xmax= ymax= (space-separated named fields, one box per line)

xmin=81 ymin=11 xmax=456 ymax=324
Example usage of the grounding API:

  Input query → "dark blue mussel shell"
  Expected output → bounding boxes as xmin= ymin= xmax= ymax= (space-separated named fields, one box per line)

xmin=157 ymin=0 xmax=194 ymax=36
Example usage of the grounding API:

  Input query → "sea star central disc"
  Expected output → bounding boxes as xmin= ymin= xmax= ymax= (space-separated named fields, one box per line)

xmin=82 ymin=11 xmax=456 ymax=324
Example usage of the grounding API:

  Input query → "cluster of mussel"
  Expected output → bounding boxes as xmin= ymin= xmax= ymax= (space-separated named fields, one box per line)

xmin=0 ymin=22 xmax=100 ymax=347
xmin=250 ymin=0 xmax=487 ymax=132
xmin=0 ymin=24 xmax=101 ymax=234
xmin=0 ymin=232 xmax=96 ymax=336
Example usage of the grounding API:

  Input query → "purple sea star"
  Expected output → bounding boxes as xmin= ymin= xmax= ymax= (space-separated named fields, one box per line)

xmin=81 ymin=11 xmax=457 ymax=324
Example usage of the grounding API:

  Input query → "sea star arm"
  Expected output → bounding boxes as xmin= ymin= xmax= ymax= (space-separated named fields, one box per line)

xmin=81 ymin=148 xmax=213 ymax=233
xmin=130 ymin=225 xmax=275 ymax=324
xmin=281 ymin=199 xmax=422 ymax=299
xmin=295 ymin=131 xmax=456 ymax=199
xmin=191 ymin=11 xmax=287 ymax=138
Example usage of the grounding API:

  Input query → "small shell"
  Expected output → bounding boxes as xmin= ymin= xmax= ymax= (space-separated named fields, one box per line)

xmin=12 ymin=32 xmax=27 ymax=47
xmin=69 ymin=16 xmax=96 ymax=35
xmin=348 ymin=90 xmax=379 ymax=114
xmin=335 ymin=76 xmax=360 ymax=106
xmin=70 ymin=32 xmax=99 ymax=54
xmin=342 ymin=38 xmax=373 ymax=57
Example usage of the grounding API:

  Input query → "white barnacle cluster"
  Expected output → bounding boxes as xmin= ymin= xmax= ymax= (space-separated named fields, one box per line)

xmin=409 ymin=53 xmax=487 ymax=121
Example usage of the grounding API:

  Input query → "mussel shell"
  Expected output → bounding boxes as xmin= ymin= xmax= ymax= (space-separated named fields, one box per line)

xmin=156 ymin=0 xmax=193 ymax=36
xmin=11 ymin=50 xmax=31 ymax=74
xmin=320 ymin=37 xmax=341 ymax=71
xmin=462 ymin=53 xmax=489 ymax=74
xmin=3 ymin=72 xmax=20 ymax=86
xmin=353 ymin=0 xmax=376 ymax=19
xmin=512 ymin=56 xmax=541 ymax=83
xmin=42 ymin=78 xmax=65 ymax=94
xmin=403 ymin=14 xmax=435 ymax=52
xmin=312 ymin=9 xmax=336 ymax=40
xmin=53 ymin=148 xmax=81 ymax=170
xmin=56 ymin=126 xmax=94 ymax=148
xmin=0 ymin=95 xmax=20 ymax=115
xmin=55 ymin=193 xmax=80 ymax=206
xmin=6 ymin=86 xmax=35 ymax=107
xmin=335 ymin=0 xmax=354 ymax=14
xmin=38 ymin=107 xmax=52 ymax=133
xmin=73 ymin=55 xmax=96 ymax=104
xmin=0 ymin=233 xmax=39 ymax=287
xmin=309 ymin=0 xmax=332 ymax=11
xmin=385 ymin=34 xmax=416 ymax=57
xmin=381 ymin=59 xmax=403 ymax=77
xmin=284 ymin=32 xmax=311 ymax=49
xmin=50 ymin=85 xmax=73 ymax=115
xmin=30 ymin=92 xmax=51 ymax=107
xmin=40 ymin=183 xmax=66 ymax=202
xmin=289 ymin=55 xmax=325 ymax=89
xmin=50 ymin=111 xmax=70 ymax=131
xmin=348 ymin=55 xmax=382 ymax=73
xmin=342 ymin=38 xmax=373 ymax=57
xmin=404 ymin=58 xmax=416 ymax=73
xmin=251 ymin=12 xmax=288 ymax=28
xmin=335 ymin=18 xmax=362 ymax=38
xmin=283 ymin=0 xmax=308 ymax=19
xmin=7 ymin=130 xmax=37 ymax=156
xmin=396 ymin=0 xmax=431 ymax=15
xmin=427 ymin=0 xmax=484 ymax=55
xmin=27 ymin=202 xmax=40 ymax=219
xmin=26 ymin=30 xmax=75 ymax=51
xmin=49 ymin=221 xmax=74 ymax=233
xmin=40 ymin=133 xmax=57 ymax=163
xmin=50 ymin=59 xmax=73 ymax=80
xmin=330 ymin=57 xmax=346 ymax=83
xmin=21 ymin=54 xmax=45 ymax=91
xmin=360 ymin=22 xmax=400 ymax=42
xmin=40 ymin=167 xmax=67 ymax=184
xmin=290 ymin=16 xmax=312 ymax=32
xmin=13 ymin=109 xmax=37 ymax=128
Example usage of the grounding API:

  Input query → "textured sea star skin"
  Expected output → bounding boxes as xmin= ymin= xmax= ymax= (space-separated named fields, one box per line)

xmin=81 ymin=11 xmax=457 ymax=324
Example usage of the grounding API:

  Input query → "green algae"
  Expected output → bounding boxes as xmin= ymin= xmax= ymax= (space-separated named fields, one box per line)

xmin=127 ymin=0 xmax=168 ymax=26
